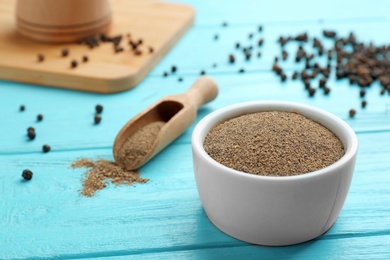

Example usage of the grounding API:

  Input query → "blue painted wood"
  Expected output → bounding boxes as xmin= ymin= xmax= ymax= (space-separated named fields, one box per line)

xmin=1 ymin=0 xmax=390 ymax=258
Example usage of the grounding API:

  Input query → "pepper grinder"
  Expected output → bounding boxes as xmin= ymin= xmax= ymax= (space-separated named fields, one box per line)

xmin=15 ymin=0 xmax=112 ymax=43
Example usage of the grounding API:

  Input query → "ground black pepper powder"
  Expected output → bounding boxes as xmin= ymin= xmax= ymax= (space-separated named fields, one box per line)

xmin=204 ymin=111 xmax=344 ymax=176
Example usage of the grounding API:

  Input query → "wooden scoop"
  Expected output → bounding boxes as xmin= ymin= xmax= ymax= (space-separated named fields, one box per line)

xmin=113 ymin=76 xmax=219 ymax=170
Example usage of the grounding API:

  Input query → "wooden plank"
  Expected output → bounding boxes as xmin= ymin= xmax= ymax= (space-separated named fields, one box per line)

xmin=97 ymin=235 xmax=390 ymax=259
xmin=1 ymin=70 xmax=390 ymax=154
xmin=0 ymin=0 xmax=195 ymax=93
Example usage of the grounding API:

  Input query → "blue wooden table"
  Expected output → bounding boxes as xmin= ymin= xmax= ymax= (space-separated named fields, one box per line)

xmin=2 ymin=0 xmax=390 ymax=259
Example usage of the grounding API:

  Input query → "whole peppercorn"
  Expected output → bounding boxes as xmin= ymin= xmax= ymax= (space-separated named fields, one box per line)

xmin=82 ymin=55 xmax=89 ymax=62
xmin=61 ymin=48 xmax=69 ymax=57
xmin=324 ymin=87 xmax=331 ymax=95
xmin=171 ymin=66 xmax=177 ymax=73
xmin=94 ymin=114 xmax=102 ymax=124
xmin=163 ymin=71 xmax=168 ymax=77
xmin=37 ymin=53 xmax=45 ymax=62
xmin=27 ymin=129 xmax=36 ymax=140
xmin=200 ymin=70 xmax=206 ymax=75
xmin=360 ymin=89 xmax=366 ymax=98
xmin=308 ymin=88 xmax=316 ymax=97
xmin=37 ymin=114 xmax=43 ymax=121
xmin=20 ymin=105 xmax=25 ymax=111
xmin=349 ymin=109 xmax=356 ymax=118
xmin=229 ymin=54 xmax=235 ymax=63
xmin=22 ymin=169 xmax=33 ymax=181
xmin=361 ymin=100 xmax=367 ymax=108
xmin=71 ymin=60 xmax=78 ymax=68
xmin=95 ymin=104 xmax=103 ymax=114
xmin=42 ymin=144 xmax=51 ymax=153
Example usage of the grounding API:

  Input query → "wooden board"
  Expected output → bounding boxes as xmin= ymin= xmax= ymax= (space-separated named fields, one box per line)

xmin=0 ymin=0 xmax=195 ymax=93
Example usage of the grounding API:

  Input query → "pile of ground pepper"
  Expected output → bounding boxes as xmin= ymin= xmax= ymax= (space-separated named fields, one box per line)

xmin=70 ymin=121 xmax=165 ymax=197
xmin=203 ymin=111 xmax=345 ymax=176
xmin=71 ymin=158 xmax=148 ymax=197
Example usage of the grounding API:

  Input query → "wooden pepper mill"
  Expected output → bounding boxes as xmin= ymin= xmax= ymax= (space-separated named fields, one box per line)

xmin=15 ymin=0 xmax=112 ymax=43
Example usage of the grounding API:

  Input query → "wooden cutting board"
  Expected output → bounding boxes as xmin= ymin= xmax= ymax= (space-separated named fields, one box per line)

xmin=0 ymin=0 xmax=195 ymax=93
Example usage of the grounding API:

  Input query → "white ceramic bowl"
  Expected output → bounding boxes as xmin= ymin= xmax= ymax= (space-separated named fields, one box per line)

xmin=192 ymin=101 xmax=358 ymax=246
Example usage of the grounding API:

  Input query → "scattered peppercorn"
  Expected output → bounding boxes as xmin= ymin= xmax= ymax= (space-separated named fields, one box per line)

xmin=115 ymin=46 xmax=124 ymax=53
xmin=163 ymin=72 xmax=168 ymax=77
xmin=222 ymin=22 xmax=228 ymax=27
xmin=200 ymin=70 xmax=206 ymax=75
xmin=22 ymin=169 xmax=33 ymax=181
xmin=361 ymin=100 xmax=367 ymax=108
xmin=257 ymin=51 xmax=262 ymax=58
xmin=95 ymin=104 xmax=103 ymax=114
xmin=37 ymin=114 xmax=43 ymax=121
xmin=134 ymin=49 xmax=142 ymax=56
xmin=323 ymin=30 xmax=337 ymax=38
xmin=214 ymin=34 xmax=219 ymax=40
xmin=258 ymin=39 xmax=264 ymax=46
xmin=239 ymin=68 xmax=245 ymax=73
xmin=171 ymin=66 xmax=177 ymax=73
xmin=248 ymin=33 xmax=253 ymax=39
xmin=82 ymin=55 xmax=89 ymax=62
xmin=308 ymin=88 xmax=316 ymax=97
xmin=149 ymin=46 xmax=154 ymax=53
xmin=178 ymin=77 xmax=183 ymax=82
xmin=20 ymin=105 xmax=25 ymax=111
xmin=71 ymin=60 xmax=78 ymax=68
xmin=282 ymin=50 xmax=288 ymax=60
xmin=349 ymin=109 xmax=356 ymax=118
xmin=324 ymin=87 xmax=331 ymax=95
xmin=359 ymin=89 xmax=366 ymax=98
xmin=42 ymin=144 xmax=51 ymax=153
xmin=258 ymin=25 xmax=263 ymax=32
xmin=27 ymin=130 xmax=36 ymax=140
xmin=27 ymin=127 xmax=35 ymax=132
xmin=212 ymin=63 xmax=217 ymax=68
xmin=37 ymin=53 xmax=45 ymax=62
xmin=61 ymin=48 xmax=69 ymax=57
xmin=94 ymin=114 xmax=102 ymax=124
xmin=229 ymin=54 xmax=235 ymax=63
xmin=245 ymin=52 xmax=251 ymax=60
xmin=236 ymin=43 xmax=240 ymax=49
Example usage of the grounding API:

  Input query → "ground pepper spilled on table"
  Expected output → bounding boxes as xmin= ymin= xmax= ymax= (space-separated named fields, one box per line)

xmin=203 ymin=111 xmax=344 ymax=176
xmin=71 ymin=121 xmax=165 ymax=197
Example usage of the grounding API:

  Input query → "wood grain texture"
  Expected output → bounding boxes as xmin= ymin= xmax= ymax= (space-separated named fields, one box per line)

xmin=0 ymin=0 xmax=194 ymax=93
xmin=1 ymin=0 xmax=390 ymax=258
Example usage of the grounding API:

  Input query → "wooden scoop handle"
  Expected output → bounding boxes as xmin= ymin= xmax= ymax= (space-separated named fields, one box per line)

xmin=184 ymin=76 xmax=219 ymax=108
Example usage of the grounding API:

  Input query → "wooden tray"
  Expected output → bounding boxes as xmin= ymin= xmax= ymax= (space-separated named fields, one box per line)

xmin=0 ymin=0 xmax=195 ymax=93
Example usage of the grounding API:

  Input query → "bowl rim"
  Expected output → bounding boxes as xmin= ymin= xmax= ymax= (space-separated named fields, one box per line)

xmin=192 ymin=100 xmax=358 ymax=181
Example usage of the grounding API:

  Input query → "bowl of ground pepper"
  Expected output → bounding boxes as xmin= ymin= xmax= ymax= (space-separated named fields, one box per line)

xmin=191 ymin=101 xmax=358 ymax=246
